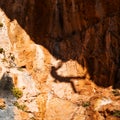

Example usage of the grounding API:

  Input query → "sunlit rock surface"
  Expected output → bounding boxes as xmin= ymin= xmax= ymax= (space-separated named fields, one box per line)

xmin=0 ymin=0 xmax=120 ymax=120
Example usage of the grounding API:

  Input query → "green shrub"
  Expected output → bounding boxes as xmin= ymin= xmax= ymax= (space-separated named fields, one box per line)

xmin=11 ymin=87 xmax=23 ymax=99
xmin=14 ymin=101 xmax=27 ymax=111
xmin=111 ymin=110 xmax=120 ymax=118
xmin=82 ymin=101 xmax=90 ymax=107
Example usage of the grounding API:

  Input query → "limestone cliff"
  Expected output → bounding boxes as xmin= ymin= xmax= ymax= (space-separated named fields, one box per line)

xmin=33 ymin=0 xmax=120 ymax=88
xmin=0 ymin=0 xmax=120 ymax=120
xmin=1 ymin=0 xmax=120 ymax=87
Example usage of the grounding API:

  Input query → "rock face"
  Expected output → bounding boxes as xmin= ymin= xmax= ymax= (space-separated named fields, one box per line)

xmin=0 ymin=0 xmax=120 ymax=120
xmin=1 ymin=0 xmax=120 ymax=87
xmin=33 ymin=0 xmax=120 ymax=87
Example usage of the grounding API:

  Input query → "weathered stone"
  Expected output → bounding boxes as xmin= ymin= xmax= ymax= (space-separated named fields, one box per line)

xmin=0 ymin=0 xmax=120 ymax=120
xmin=0 ymin=98 xmax=5 ymax=109
xmin=45 ymin=97 xmax=77 ymax=120
xmin=0 ymin=0 xmax=119 ymax=88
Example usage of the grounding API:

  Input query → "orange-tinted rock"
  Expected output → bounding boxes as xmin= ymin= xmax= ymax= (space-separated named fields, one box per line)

xmin=0 ymin=0 xmax=120 ymax=120
xmin=0 ymin=98 xmax=5 ymax=109
xmin=1 ymin=0 xmax=120 ymax=87
xmin=32 ymin=0 xmax=120 ymax=88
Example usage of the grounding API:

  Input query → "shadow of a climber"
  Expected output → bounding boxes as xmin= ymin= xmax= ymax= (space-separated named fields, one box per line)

xmin=51 ymin=64 xmax=86 ymax=93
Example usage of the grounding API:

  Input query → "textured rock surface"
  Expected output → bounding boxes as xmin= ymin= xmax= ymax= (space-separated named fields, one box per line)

xmin=0 ymin=0 xmax=120 ymax=120
xmin=32 ymin=0 xmax=120 ymax=87
xmin=0 ymin=98 xmax=5 ymax=109
xmin=0 ymin=0 xmax=120 ymax=87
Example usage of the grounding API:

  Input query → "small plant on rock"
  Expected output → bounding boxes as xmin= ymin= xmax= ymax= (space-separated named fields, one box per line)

xmin=14 ymin=101 xmax=27 ymax=111
xmin=111 ymin=110 xmax=120 ymax=118
xmin=82 ymin=101 xmax=90 ymax=107
xmin=11 ymin=87 xmax=23 ymax=99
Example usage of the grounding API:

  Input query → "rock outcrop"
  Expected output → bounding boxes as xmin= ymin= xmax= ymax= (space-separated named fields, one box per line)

xmin=32 ymin=0 xmax=120 ymax=88
xmin=0 ymin=0 xmax=120 ymax=120
xmin=1 ymin=0 xmax=120 ymax=87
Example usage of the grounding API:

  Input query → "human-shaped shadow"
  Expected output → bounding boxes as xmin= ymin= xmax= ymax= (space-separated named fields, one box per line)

xmin=51 ymin=64 xmax=86 ymax=93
